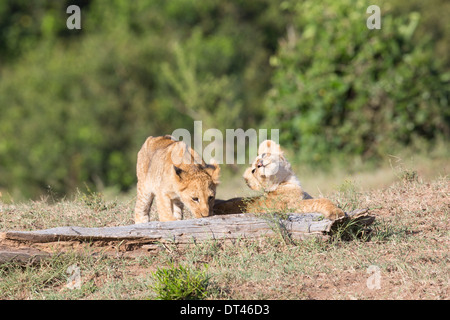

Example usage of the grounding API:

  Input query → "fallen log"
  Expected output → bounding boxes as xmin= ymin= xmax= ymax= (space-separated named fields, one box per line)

xmin=0 ymin=245 xmax=50 ymax=264
xmin=0 ymin=209 xmax=373 ymax=262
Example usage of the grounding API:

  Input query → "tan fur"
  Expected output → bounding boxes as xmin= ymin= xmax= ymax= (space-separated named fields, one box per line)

xmin=134 ymin=135 xmax=220 ymax=223
xmin=214 ymin=140 xmax=344 ymax=220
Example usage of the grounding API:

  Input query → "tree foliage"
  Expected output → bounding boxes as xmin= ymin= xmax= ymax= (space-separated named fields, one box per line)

xmin=0 ymin=0 xmax=448 ymax=198
xmin=265 ymin=0 xmax=449 ymax=164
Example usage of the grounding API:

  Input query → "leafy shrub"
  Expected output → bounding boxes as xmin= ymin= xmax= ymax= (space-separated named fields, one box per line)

xmin=265 ymin=0 xmax=449 ymax=164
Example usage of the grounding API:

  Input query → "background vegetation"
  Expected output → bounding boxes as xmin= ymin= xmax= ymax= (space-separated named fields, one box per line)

xmin=0 ymin=0 xmax=448 ymax=199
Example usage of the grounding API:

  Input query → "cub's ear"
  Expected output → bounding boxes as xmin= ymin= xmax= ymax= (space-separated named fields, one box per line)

xmin=258 ymin=140 xmax=283 ymax=156
xmin=173 ymin=165 xmax=184 ymax=179
xmin=205 ymin=159 xmax=220 ymax=184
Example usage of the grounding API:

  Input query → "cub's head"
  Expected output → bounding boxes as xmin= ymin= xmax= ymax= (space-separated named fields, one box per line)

xmin=243 ymin=140 xmax=293 ymax=192
xmin=173 ymin=160 xmax=220 ymax=218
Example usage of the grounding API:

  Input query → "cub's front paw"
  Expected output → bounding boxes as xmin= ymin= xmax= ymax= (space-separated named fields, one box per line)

xmin=324 ymin=207 xmax=345 ymax=220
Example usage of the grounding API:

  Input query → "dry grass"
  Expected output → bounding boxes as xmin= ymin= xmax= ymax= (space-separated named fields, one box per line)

xmin=0 ymin=190 xmax=136 ymax=231
xmin=0 ymin=172 xmax=448 ymax=300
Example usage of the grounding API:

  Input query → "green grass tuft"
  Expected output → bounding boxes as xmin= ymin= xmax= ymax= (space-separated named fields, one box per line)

xmin=150 ymin=263 xmax=210 ymax=300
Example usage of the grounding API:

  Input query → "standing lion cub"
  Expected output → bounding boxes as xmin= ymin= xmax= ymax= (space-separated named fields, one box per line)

xmin=213 ymin=140 xmax=345 ymax=220
xmin=134 ymin=135 xmax=220 ymax=223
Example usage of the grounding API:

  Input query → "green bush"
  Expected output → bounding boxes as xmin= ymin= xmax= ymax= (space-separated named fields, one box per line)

xmin=265 ymin=0 xmax=449 ymax=164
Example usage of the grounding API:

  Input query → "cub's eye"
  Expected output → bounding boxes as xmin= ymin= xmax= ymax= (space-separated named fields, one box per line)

xmin=208 ymin=196 xmax=214 ymax=202
xmin=192 ymin=197 xmax=199 ymax=202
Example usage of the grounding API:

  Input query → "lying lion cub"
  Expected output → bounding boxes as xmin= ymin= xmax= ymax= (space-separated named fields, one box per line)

xmin=213 ymin=140 xmax=345 ymax=220
xmin=135 ymin=135 xmax=220 ymax=223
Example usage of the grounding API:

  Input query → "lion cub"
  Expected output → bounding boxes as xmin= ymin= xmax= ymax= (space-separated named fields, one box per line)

xmin=134 ymin=135 xmax=220 ymax=223
xmin=214 ymin=140 xmax=345 ymax=220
